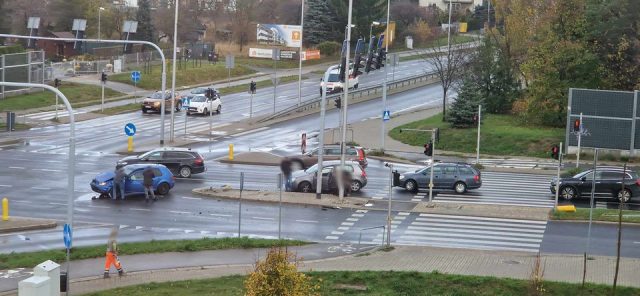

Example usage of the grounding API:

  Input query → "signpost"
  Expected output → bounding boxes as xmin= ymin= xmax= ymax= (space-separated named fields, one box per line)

xmin=382 ymin=110 xmax=390 ymax=121
xmin=63 ymin=223 xmax=72 ymax=295
xmin=124 ymin=122 xmax=136 ymax=152
xmin=131 ymin=71 xmax=141 ymax=100
xmin=225 ymin=55 xmax=234 ymax=88
xmin=382 ymin=110 xmax=390 ymax=153
xmin=182 ymin=96 xmax=190 ymax=136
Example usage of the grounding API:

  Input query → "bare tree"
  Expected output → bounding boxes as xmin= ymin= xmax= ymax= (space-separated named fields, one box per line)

xmin=422 ymin=34 xmax=473 ymax=121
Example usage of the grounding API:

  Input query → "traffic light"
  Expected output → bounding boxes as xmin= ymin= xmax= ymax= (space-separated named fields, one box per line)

xmin=374 ymin=35 xmax=385 ymax=69
xmin=249 ymin=81 xmax=256 ymax=94
xmin=352 ymin=38 xmax=365 ymax=78
xmin=54 ymin=78 xmax=61 ymax=88
xmin=573 ymin=119 xmax=581 ymax=132
xmin=365 ymin=36 xmax=376 ymax=73
xmin=551 ymin=145 xmax=559 ymax=160
xmin=338 ymin=40 xmax=348 ymax=82
xmin=434 ymin=128 xmax=440 ymax=144
xmin=424 ymin=141 xmax=433 ymax=157
xmin=206 ymin=88 xmax=214 ymax=99
xmin=334 ymin=98 xmax=341 ymax=109
xmin=100 ymin=72 xmax=108 ymax=83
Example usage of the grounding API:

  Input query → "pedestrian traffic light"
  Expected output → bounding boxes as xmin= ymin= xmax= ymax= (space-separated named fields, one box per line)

xmin=424 ymin=142 xmax=433 ymax=156
xmin=339 ymin=40 xmax=348 ymax=82
xmin=54 ymin=78 xmax=61 ymax=88
xmin=249 ymin=81 xmax=256 ymax=94
xmin=551 ymin=145 xmax=559 ymax=160
xmin=334 ymin=98 xmax=341 ymax=109
xmin=365 ymin=36 xmax=376 ymax=73
xmin=352 ymin=38 xmax=365 ymax=78
xmin=573 ymin=119 xmax=581 ymax=132
xmin=374 ymin=35 xmax=385 ymax=69
xmin=101 ymin=72 xmax=108 ymax=83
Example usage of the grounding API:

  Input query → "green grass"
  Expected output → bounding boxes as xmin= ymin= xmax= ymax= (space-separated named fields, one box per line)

xmin=98 ymin=103 xmax=141 ymax=115
xmin=0 ymin=122 xmax=30 ymax=131
xmin=235 ymin=56 xmax=335 ymax=69
xmin=82 ymin=271 xmax=640 ymax=296
xmin=110 ymin=63 xmax=256 ymax=90
xmin=218 ymin=75 xmax=308 ymax=95
xmin=0 ymin=237 xmax=306 ymax=270
xmin=389 ymin=113 xmax=564 ymax=158
xmin=0 ymin=83 xmax=124 ymax=112
xmin=551 ymin=208 xmax=640 ymax=223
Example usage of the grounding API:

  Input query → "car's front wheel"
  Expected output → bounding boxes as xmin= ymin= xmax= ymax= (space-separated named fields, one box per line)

xmin=216 ymin=105 xmax=221 ymax=114
xmin=560 ymin=186 xmax=577 ymax=200
xmin=617 ymin=188 xmax=632 ymax=203
xmin=179 ymin=166 xmax=192 ymax=178
xmin=351 ymin=180 xmax=362 ymax=192
xmin=203 ymin=108 xmax=208 ymax=116
xmin=454 ymin=182 xmax=467 ymax=194
xmin=298 ymin=181 xmax=312 ymax=193
xmin=404 ymin=180 xmax=418 ymax=193
xmin=157 ymin=183 xmax=170 ymax=195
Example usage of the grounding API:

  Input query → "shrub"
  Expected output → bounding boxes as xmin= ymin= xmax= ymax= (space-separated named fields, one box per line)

xmin=245 ymin=247 xmax=319 ymax=296
xmin=0 ymin=45 xmax=25 ymax=55
xmin=317 ymin=41 xmax=341 ymax=57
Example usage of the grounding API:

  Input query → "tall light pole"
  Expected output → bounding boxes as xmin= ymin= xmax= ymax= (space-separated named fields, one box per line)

xmin=369 ymin=21 xmax=380 ymax=44
xmin=447 ymin=0 xmax=453 ymax=53
xmin=297 ymin=0 xmax=304 ymax=107
xmin=98 ymin=7 xmax=105 ymax=40
xmin=170 ymin=0 xmax=179 ymax=142
xmin=338 ymin=0 xmax=354 ymax=200
xmin=380 ymin=0 xmax=390 ymax=153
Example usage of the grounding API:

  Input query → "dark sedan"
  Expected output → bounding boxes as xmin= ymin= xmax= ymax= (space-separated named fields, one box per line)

xmin=394 ymin=162 xmax=481 ymax=193
xmin=550 ymin=167 xmax=640 ymax=202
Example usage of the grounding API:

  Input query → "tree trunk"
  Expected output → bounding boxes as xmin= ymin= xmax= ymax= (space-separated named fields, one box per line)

xmin=442 ymin=88 xmax=447 ymax=122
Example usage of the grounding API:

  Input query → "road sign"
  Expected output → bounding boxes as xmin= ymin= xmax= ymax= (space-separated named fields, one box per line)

xmin=131 ymin=71 xmax=141 ymax=83
xmin=383 ymin=110 xmax=391 ymax=121
xmin=225 ymin=55 xmax=235 ymax=69
xmin=124 ymin=123 xmax=136 ymax=136
xmin=63 ymin=223 xmax=72 ymax=249
xmin=182 ymin=97 xmax=190 ymax=110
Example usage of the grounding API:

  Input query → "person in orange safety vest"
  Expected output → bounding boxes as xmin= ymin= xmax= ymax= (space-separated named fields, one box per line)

xmin=103 ymin=227 xmax=124 ymax=278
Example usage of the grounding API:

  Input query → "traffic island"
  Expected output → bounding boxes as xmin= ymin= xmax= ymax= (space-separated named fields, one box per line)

xmin=410 ymin=202 xmax=551 ymax=221
xmin=0 ymin=216 xmax=57 ymax=233
xmin=193 ymin=187 xmax=371 ymax=210
xmin=217 ymin=151 xmax=283 ymax=166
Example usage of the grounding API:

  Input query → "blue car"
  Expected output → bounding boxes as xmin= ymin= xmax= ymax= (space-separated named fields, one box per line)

xmin=90 ymin=164 xmax=176 ymax=198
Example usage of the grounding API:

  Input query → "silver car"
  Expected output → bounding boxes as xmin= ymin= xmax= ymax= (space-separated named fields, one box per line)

xmin=394 ymin=162 xmax=481 ymax=193
xmin=290 ymin=160 xmax=367 ymax=193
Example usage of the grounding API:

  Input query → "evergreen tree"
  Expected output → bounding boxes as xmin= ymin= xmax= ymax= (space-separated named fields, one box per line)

xmin=329 ymin=0 xmax=386 ymax=40
xmin=447 ymin=78 xmax=483 ymax=128
xmin=136 ymin=0 xmax=155 ymax=43
xmin=304 ymin=0 xmax=340 ymax=45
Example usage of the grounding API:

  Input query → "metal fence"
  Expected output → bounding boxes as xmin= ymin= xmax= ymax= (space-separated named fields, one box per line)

xmin=0 ymin=51 xmax=48 ymax=99
xmin=566 ymin=88 xmax=640 ymax=154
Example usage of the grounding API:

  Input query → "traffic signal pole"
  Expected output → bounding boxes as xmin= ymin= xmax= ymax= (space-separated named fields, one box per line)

xmin=0 ymin=34 xmax=168 ymax=146
xmin=380 ymin=0 xmax=390 ymax=154
xmin=316 ymin=65 xmax=340 ymax=199
xmin=576 ymin=112 xmax=583 ymax=168
xmin=400 ymin=128 xmax=437 ymax=201
xmin=101 ymin=75 xmax=105 ymax=113
xmin=554 ymin=142 xmax=563 ymax=208
xmin=476 ymin=105 xmax=481 ymax=164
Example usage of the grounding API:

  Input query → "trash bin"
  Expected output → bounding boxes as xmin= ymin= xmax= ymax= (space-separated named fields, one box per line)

xmin=60 ymin=271 xmax=67 ymax=292
xmin=5 ymin=111 xmax=15 ymax=131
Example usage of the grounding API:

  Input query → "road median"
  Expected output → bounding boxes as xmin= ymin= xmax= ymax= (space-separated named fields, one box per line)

xmin=0 ymin=216 xmax=57 ymax=234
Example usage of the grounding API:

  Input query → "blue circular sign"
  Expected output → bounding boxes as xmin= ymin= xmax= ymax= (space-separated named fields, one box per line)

xmin=131 ymin=71 xmax=141 ymax=83
xmin=124 ymin=123 xmax=136 ymax=136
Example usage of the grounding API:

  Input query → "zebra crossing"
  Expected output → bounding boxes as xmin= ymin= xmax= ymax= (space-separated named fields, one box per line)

xmin=472 ymin=158 xmax=560 ymax=170
xmin=423 ymin=171 xmax=555 ymax=208
xmin=23 ymin=109 xmax=89 ymax=121
xmin=344 ymin=212 xmax=547 ymax=253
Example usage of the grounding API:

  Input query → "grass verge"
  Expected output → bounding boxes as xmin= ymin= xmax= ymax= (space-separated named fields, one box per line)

xmin=0 ymin=122 xmax=30 ymax=131
xmin=110 ymin=63 xmax=255 ymax=90
xmin=0 ymin=237 xmax=306 ymax=269
xmin=218 ymin=75 xmax=308 ymax=95
xmin=235 ymin=56 xmax=335 ymax=69
xmin=83 ymin=270 xmax=640 ymax=296
xmin=0 ymin=83 xmax=124 ymax=112
xmin=98 ymin=103 xmax=141 ymax=115
xmin=389 ymin=113 xmax=564 ymax=158
xmin=551 ymin=208 xmax=640 ymax=223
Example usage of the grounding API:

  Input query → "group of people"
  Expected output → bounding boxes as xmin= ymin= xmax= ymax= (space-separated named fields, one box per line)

xmin=280 ymin=158 xmax=352 ymax=196
xmin=110 ymin=166 xmax=157 ymax=203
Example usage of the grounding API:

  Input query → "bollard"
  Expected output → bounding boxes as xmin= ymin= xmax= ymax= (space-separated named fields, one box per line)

xmin=229 ymin=144 xmax=234 ymax=160
xmin=2 ymin=198 xmax=8 ymax=221
xmin=127 ymin=136 xmax=134 ymax=152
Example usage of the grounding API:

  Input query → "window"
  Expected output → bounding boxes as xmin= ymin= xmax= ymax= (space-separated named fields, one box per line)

xmin=423 ymin=166 xmax=442 ymax=175
xmin=165 ymin=152 xmax=193 ymax=159
xmin=130 ymin=170 xmax=144 ymax=181
xmin=443 ymin=166 xmax=457 ymax=174
xmin=459 ymin=167 xmax=474 ymax=175
xmin=601 ymin=172 xmax=632 ymax=180
xmin=146 ymin=152 xmax=163 ymax=161
xmin=582 ymin=171 xmax=603 ymax=180
xmin=325 ymin=148 xmax=341 ymax=155
xmin=347 ymin=148 xmax=357 ymax=156
xmin=152 ymin=168 xmax=163 ymax=177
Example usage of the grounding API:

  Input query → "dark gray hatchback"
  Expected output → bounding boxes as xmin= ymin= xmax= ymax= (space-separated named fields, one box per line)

xmin=393 ymin=162 xmax=481 ymax=193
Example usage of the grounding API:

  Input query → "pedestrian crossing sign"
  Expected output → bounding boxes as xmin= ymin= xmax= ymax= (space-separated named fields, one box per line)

xmin=383 ymin=110 xmax=391 ymax=121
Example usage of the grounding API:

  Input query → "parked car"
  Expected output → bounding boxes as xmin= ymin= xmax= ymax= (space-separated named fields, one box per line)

xmin=187 ymin=93 xmax=222 ymax=115
xmin=287 ymin=145 xmax=367 ymax=170
xmin=290 ymin=160 xmax=367 ymax=193
xmin=319 ymin=65 xmax=359 ymax=95
xmin=116 ymin=147 xmax=205 ymax=178
xmin=90 ymin=164 xmax=175 ymax=198
xmin=550 ymin=167 xmax=640 ymax=202
xmin=394 ymin=162 xmax=481 ymax=194
xmin=141 ymin=91 xmax=183 ymax=113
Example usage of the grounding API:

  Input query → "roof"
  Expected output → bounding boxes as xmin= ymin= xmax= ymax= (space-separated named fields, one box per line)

xmin=49 ymin=31 xmax=75 ymax=39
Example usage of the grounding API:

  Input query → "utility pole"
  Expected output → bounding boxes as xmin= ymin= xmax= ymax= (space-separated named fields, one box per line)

xmin=338 ymin=0 xmax=354 ymax=201
xmin=316 ymin=65 xmax=340 ymax=199
xmin=380 ymin=0 xmax=390 ymax=153
xmin=297 ymin=0 xmax=304 ymax=107
xmin=476 ymin=105 xmax=481 ymax=164
xmin=170 ymin=0 xmax=179 ymax=143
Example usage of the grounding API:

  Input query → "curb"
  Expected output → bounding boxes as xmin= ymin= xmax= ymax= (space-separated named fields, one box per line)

xmin=0 ymin=218 xmax=58 ymax=234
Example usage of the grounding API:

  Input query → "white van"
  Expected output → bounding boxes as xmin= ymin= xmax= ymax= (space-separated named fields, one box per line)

xmin=319 ymin=66 xmax=359 ymax=96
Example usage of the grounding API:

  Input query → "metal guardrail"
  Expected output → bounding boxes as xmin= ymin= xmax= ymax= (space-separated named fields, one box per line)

xmin=257 ymin=70 xmax=439 ymax=123
xmin=358 ymin=225 xmax=386 ymax=250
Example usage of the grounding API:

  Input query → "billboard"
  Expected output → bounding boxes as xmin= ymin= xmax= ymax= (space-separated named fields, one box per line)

xmin=249 ymin=48 xmax=298 ymax=59
xmin=301 ymin=50 xmax=320 ymax=61
xmin=257 ymin=24 xmax=302 ymax=48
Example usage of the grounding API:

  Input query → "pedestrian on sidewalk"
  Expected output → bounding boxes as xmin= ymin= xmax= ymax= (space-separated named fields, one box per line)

xmin=143 ymin=166 xmax=157 ymax=203
xmin=280 ymin=158 xmax=292 ymax=191
xmin=103 ymin=227 xmax=124 ymax=278
xmin=112 ymin=167 xmax=126 ymax=200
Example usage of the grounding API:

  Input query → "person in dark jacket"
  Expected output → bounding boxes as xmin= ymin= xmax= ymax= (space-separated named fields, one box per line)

xmin=327 ymin=167 xmax=353 ymax=196
xmin=280 ymin=158 xmax=292 ymax=191
xmin=112 ymin=167 xmax=126 ymax=200
xmin=142 ymin=166 xmax=156 ymax=203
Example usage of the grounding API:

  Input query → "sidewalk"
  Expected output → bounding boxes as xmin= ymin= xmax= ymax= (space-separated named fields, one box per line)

xmin=2 ymin=244 xmax=639 ymax=295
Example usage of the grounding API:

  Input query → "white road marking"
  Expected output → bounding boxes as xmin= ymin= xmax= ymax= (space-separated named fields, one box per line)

xmin=346 ymin=218 xmax=359 ymax=222
xmin=130 ymin=208 xmax=152 ymax=212
xmin=12 ymin=200 xmax=32 ymax=203
xmin=181 ymin=196 xmax=202 ymax=200
xmin=341 ymin=222 xmax=354 ymax=226
xmin=232 ymin=127 xmax=270 ymax=137
xmin=170 ymin=210 xmax=191 ymax=215
xmin=45 ymin=160 xmax=62 ymax=163
xmin=31 ymin=187 xmax=51 ymax=190
xmin=88 ymin=205 xmax=111 ymax=209
xmin=0 ymin=184 xmax=12 ymax=187
xmin=325 ymin=236 xmax=340 ymax=240
xmin=337 ymin=227 xmax=350 ymax=231
xmin=331 ymin=231 xmax=344 ymax=235
xmin=82 ymin=172 xmax=101 ymax=175
xmin=49 ymin=202 xmax=66 ymax=206
xmin=77 ymin=162 xmax=95 ymax=165
xmin=210 ymin=213 xmax=232 ymax=217
xmin=32 ymin=169 xmax=61 ymax=172
xmin=252 ymin=216 xmax=275 ymax=221
xmin=295 ymin=219 xmax=319 ymax=223
xmin=8 ymin=167 xmax=24 ymax=170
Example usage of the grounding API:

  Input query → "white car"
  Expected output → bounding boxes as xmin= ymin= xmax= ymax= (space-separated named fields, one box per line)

xmin=320 ymin=66 xmax=359 ymax=95
xmin=186 ymin=94 xmax=222 ymax=115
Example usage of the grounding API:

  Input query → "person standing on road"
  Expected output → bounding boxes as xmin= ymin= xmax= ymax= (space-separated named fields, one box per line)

xmin=280 ymin=158 xmax=292 ymax=191
xmin=104 ymin=227 xmax=124 ymax=278
xmin=112 ymin=167 xmax=126 ymax=200
xmin=143 ymin=166 xmax=156 ymax=203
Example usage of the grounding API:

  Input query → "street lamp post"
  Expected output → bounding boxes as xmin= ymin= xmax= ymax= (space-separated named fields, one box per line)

xmin=447 ymin=0 xmax=453 ymax=53
xmin=316 ymin=65 xmax=340 ymax=199
xmin=338 ymin=0 xmax=354 ymax=200
xmin=369 ymin=21 xmax=380 ymax=45
xmin=0 ymin=34 xmax=169 ymax=145
xmin=297 ymin=0 xmax=305 ymax=107
xmin=170 ymin=0 xmax=179 ymax=143
xmin=381 ymin=0 xmax=390 ymax=153
xmin=98 ymin=7 xmax=105 ymax=40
